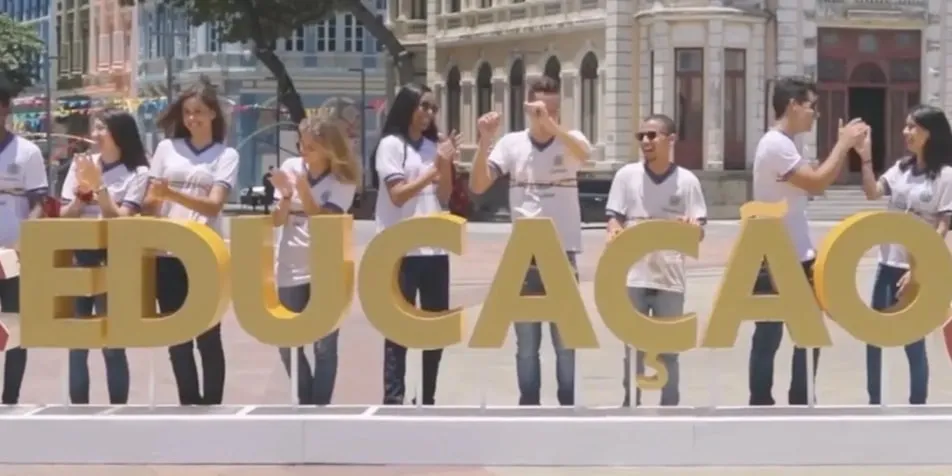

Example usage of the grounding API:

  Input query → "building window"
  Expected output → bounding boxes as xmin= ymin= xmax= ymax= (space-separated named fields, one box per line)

xmin=79 ymin=8 xmax=89 ymax=73
xmin=509 ymin=59 xmax=525 ymax=131
xmin=580 ymin=52 xmax=598 ymax=143
xmin=543 ymin=56 xmax=561 ymax=89
xmin=476 ymin=63 xmax=493 ymax=120
xmin=318 ymin=17 xmax=338 ymax=52
xmin=449 ymin=0 xmax=461 ymax=12
xmin=208 ymin=23 xmax=219 ymax=52
xmin=724 ymin=49 xmax=746 ymax=170
xmin=284 ymin=26 xmax=305 ymax=52
xmin=343 ymin=15 xmax=363 ymax=52
xmin=411 ymin=0 xmax=425 ymax=19
xmin=446 ymin=67 xmax=461 ymax=134
xmin=674 ymin=48 xmax=703 ymax=169
xmin=374 ymin=14 xmax=385 ymax=52
xmin=479 ymin=0 xmax=492 ymax=7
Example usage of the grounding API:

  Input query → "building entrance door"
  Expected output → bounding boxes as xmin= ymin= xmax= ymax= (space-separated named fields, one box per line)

xmin=816 ymin=28 xmax=922 ymax=184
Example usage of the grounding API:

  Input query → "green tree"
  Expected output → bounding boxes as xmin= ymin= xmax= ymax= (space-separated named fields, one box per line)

xmin=0 ymin=14 xmax=45 ymax=94
xmin=153 ymin=0 xmax=413 ymax=123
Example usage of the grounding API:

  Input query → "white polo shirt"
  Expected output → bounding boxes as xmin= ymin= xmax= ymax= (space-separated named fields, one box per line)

xmin=60 ymin=154 xmax=150 ymax=217
xmin=488 ymin=130 xmax=590 ymax=252
xmin=606 ymin=162 xmax=707 ymax=293
xmin=274 ymin=157 xmax=357 ymax=287
xmin=0 ymin=134 xmax=48 ymax=248
xmin=752 ymin=129 xmax=814 ymax=262
xmin=877 ymin=160 xmax=952 ymax=268
xmin=148 ymin=138 xmax=239 ymax=236
xmin=374 ymin=134 xmax=445 ymax=256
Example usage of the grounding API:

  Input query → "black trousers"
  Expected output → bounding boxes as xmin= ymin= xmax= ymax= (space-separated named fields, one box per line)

xmin=156 ymin=257 xmax=226 ymax=405
xmin=0 ymin=277 xmax=24 ymax=404
xmin=384 ymin=255 xmax=450 ymax=405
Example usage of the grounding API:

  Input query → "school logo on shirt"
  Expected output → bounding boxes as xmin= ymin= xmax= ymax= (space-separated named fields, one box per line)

xmin=5 ymin=163 xmax=19 ymax=175
xmin=919 ymin=188 xmax=933 ymax=203
xmin=320 ymin=190 xmax=331 ymax=203
xmin=552 ymin=155 xmax=564 ymax=167
xmin=669 ymin=195 xmax=682 ymax=207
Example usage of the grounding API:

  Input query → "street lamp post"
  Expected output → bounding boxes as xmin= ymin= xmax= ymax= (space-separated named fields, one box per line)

xmin=348 ymin=67 xmax=368 ymax=189
xmin=43 ymin=53 xmax=61 ymax=192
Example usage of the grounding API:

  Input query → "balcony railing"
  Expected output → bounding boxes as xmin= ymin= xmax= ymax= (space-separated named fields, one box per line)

xmin=136 ymin=52 xmax=379 ymax=80
xmin=818 ymin=0 xmax=929 ymax=12
xmin=435 ymin=0 xmax=605 ymax=39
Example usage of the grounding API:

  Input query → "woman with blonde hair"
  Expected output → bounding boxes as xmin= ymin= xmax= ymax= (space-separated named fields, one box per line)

xmin=271 ymin=115 xmax=360 ymax=405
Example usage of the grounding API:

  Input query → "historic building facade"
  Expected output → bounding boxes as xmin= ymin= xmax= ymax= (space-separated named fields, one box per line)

xmin=392 ymin=0 xmax=935 ymax=215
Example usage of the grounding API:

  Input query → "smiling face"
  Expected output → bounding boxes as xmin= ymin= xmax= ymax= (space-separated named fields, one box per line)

xmin=787 ymin=90 xmax=819 ymax=134
xmin=411 ymin=92 xmax=438 ymax=133
xmin=903 ymin=114 xmax=930 ymax=156
xmin=181 ymin=95 xmax=217 ymax=138
xmin=637 ymin=118 xmax=674 ymax=163
xmin=90 ymin=118 xmax=117 ymax=157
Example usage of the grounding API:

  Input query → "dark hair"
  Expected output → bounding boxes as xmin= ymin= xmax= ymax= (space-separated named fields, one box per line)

xmin=97 ymin=110 xmax=149 ymax=171
xmin=528 ymin=77 xmax=559 ymax=99
xmin=370 ymin=83 xmax=439 ymax=188
xmin=156 ymin=77 xmax=226 ymax=143
xmin=771 ymin=76 xmax=817 ymax=120
xmin=644 ymin=113 xmax=677 ymax=134
xmin=897 ymin=105 xmax=952 ymax=180
xmin=0 ymin=82 xmax=12 ymax=109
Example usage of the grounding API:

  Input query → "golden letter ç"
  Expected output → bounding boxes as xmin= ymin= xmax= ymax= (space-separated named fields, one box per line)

xmin=106 ymin=218 xmax=230 ymax=347
xmin=469 ymin=218 xmax=597 ymax=349
xmin=359 ymin=215 xmax=466 ymax=349
xmin=20 ymin=220 xmax=108 ymax=348
xmin=230 ymin=215 xmax=354 ymax=347
xmin=815 ymin=211 xmax=952 ymax=347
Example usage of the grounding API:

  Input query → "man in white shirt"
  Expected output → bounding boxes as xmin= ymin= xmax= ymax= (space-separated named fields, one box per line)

xmin=606 ymin=114 xmax=707 ymax=407
xmin=0 ymin=82 xmax=50 ymax=404
xmin=470 ymin=77 xmax=593 ymax=406
xmin=749 ymin=76 xmax=868 ymax=406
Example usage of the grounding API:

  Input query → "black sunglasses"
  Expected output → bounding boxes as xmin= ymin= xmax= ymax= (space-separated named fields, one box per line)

xmin=636 ymin=131 xmax=660 ymax=141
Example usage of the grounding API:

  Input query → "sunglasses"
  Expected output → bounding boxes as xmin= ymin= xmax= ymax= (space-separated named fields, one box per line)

xmin=636 ymin=131 xmax=660 ymax=141
xmin=420 ymin=101 xmax=439 ymax=113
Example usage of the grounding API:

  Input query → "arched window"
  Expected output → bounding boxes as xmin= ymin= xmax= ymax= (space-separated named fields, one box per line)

xmin=544 ymin=56 xmax=561 ymax=89
xmin=509 ymin=59 xmax=525 ymax=131
xmin=476 ymin=62 xmax=493 ymax=117
xmin=446 ymin=67 xmax=461 ymax=134
xmin=579 ymin=52 xmax=598 ymax=143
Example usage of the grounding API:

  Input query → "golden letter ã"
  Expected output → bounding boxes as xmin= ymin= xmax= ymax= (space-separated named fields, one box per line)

xmin=106 ymin=218 xmax=230 ymax=347
xmin=21 ymin=220 xmax=108 ymax=348
xmin=594 ymin=220 xmax=701 ymax=389
xmin=815 ymin=211 xmax=952 ymax=347
xmin=469 ymin=218 xmax=597 ymax=349
xmin=703 ymin=203 xmax=830 ymax=348
xmin=359 ymin=215 xmax=465 ymax=349
xmin=231 ymin=215 xmax=354 ymax=347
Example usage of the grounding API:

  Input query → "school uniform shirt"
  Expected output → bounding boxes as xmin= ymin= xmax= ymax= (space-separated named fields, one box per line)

xmin=752 ymin=129 xmax=814 ymax=262
xmin=274 ymin=157 xmax=357 ymax=287
xmin=606 ymin=162 xmax=707 ymax=293
xmin=0 ymin=134 xmax=48 ymax=248
xmin=488 ymin=130 xmax=591 ymax=253
xmin=148 ymin=138 xmax=240 ymax=236
xmin=374 ymin=134 xmax=445 ymax=256
xmin=877 ymin=161 xmax=952 ymax=269
xmin=60 ymin=154 xmax=150 ymax=217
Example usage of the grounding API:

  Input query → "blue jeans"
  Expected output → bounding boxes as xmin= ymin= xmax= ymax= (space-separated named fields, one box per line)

xmin=515 ymin=254 xmax=577 ymax=406
xmin=748 ymin=259 xmax=820 ymax=406
xmin=69 ymin=294 xmax=130 ymax=404
xmin=622 ymin=287 xmax=684 ymax=407
xmin=0 ymin=277 xmax=25 ymax=404
xmin=277 ymin=283 xmax=339 ymax=405
xmin=866 ymin=263 xmax=928 ymax=405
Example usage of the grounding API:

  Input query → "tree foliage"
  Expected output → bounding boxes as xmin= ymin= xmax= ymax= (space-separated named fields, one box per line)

xmin=0 ymin=14 xmax=45 ymax=94
xmin=145 ymin=0 xmax=414 ymax=123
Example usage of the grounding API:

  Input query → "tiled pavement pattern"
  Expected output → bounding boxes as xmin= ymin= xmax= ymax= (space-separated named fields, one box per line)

xmin=6 ymin=221 xmax=952 ymax=474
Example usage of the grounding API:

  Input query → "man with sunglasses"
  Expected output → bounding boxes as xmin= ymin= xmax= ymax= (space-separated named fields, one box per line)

xmin=469 ymin=76 xmax=593 ymax=406
xmin=749 ymin=76 xmax=869 ymax=406
xmin=606 ymin=114 xmax=707 ymax=407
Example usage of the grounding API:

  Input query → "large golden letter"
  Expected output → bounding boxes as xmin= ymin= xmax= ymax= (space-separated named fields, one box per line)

xmin=230 ymin=215 xmax=354 ymax=347
xmin=469 ymin=218 xmax=597 ymax=349
xmin=594 ymin=220 xmax=701 ymax=388
xmin=815 ymin=211 xmax=952 ymax=347
xmin=359 ymin=215 xmax=465 ymax=349
xmin=702 ymin=201 xmax=830 ymax=348
xmin=106 ymin=218 xmax=230 ymax=347
xmin=21 ymin=220 xmax=108 ymax=348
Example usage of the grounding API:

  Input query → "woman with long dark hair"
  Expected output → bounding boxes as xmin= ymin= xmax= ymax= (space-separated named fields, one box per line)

xmin=859 ymin=104 xmax=952 ymax=405
xmin=59 ymin=110 xmax=150 ymax=404
xmin=373 ymin=83 xmax=457 ymax=405
xmin=146 ymin=78 xmax=239 ymax=405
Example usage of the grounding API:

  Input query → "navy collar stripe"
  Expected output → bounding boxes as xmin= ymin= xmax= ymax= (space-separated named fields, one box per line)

xmin=644 ymin=163 xmax=677 ymax=185
xmin=185 ymin=139 xmax=217 ymax=156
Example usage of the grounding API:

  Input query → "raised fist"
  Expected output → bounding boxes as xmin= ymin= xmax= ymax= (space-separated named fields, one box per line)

xmin=477 ymin=111 xmax=501 ymax=139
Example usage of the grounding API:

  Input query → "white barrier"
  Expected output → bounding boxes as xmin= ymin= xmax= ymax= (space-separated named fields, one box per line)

xmin=1 ymin=404 xmax=951 ymax=466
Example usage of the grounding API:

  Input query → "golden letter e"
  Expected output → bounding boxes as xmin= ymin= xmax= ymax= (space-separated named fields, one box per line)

xmin=105 ymin=218 xmax=230 ymax=347
xmin=20 ymin=220 xmax=109 ymax=348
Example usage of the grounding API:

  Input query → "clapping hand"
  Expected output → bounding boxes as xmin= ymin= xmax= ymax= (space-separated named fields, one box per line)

xmin=74 ymin=154 xmax=101 ymax=193
xmin=838 ymin=118 xmax=869 ymax=149
xmin=268 ymin=170 xmax=294 ymax=199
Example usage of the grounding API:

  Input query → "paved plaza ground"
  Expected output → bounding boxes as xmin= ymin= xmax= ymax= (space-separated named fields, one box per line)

xmin=6 ymin=220 xmax=952 ymax=474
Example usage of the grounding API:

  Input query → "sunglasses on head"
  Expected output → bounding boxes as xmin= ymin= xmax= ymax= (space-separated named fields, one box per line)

xmin=636 ymin=131 xmax=660 ymax=141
